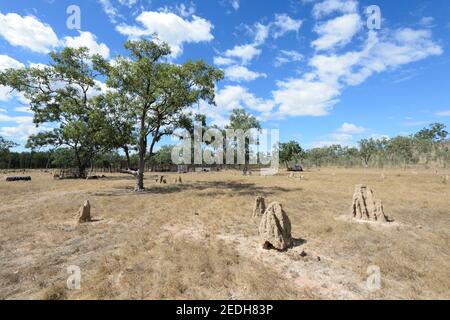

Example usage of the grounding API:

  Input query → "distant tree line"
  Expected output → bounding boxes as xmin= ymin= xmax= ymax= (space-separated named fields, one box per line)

xmin=279 ymin=123 xmax=449 ymax=169
xmin=2 ymin=122 xmax=449 ymax=171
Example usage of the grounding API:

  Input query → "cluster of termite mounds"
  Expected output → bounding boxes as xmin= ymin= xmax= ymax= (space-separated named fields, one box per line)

xmin=251 ymin=184 xmax=392 ymax=251
xmin=155 ymin=175 xmax=167 ymax=184
xmin=155 ymin=175 xmax=183 ymax=184
xmin=252 ymin=196 xmax=293 ymax=251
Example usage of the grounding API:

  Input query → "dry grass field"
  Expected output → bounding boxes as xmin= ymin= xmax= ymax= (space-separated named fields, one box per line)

xmin=0 ymin=168 xmax=449 ymax=300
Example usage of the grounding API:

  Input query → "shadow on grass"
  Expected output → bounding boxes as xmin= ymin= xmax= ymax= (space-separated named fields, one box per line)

xmin=90 ymin=180 xmax=303 ymax=197
xmin=262 ymin=237 xmax=307 ymax=252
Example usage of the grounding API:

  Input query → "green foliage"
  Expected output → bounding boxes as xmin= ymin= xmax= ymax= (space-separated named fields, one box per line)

xmin=0 ymin=136 xmax=18 ymax=153
xmin=279 ymin=141 xmax=304 ymax=167
xmin=51 ymin=148 xmax=77 ymax=168
xmin=100 ymin=39 xmax=224 ymax=190
xmin=226 ymin=108 xmax=261 ymax=131
xmin=0 ymin=47 xmax=113 ymax=176
xmin=149 ymin=145 xmax=174 ymax=166
xmin=358 ymin=138 xmax=379 ymax=166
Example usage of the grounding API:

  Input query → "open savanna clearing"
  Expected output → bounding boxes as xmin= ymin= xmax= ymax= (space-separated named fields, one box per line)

xmin=0 ymin=168 xmax=449 ymax=299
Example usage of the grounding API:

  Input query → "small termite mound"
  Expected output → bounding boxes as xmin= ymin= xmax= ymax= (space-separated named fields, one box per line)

xmin=78 ymin=200 xmax=91 ymax=223
xmin=252 ymin=196 xmax=266 ymax=220
xmin=175 ymin=176 xmax=183 ymax=184
xmin=259 ymin=202 xmax=293 ymax=251
xmin=157 ymin=175 xmax=167 ymax=184
xmin=351 ymin=185 xmax=388 ymax=222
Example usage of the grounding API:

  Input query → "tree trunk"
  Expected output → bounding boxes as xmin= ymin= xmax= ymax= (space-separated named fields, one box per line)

xmin=135 ymin=137 xmax=146 ymax=191
xmin=123 ymin=145 xmax=131 ymax=169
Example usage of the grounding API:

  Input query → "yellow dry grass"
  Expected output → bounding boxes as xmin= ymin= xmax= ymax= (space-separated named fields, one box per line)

xmin=0 ymin=168 xmax=449 ymax=300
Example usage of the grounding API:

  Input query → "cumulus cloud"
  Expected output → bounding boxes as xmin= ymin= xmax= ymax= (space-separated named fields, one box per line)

xmin=311 ymin=122 xmax=365 ymax=147
xmin=0 ymin=54 xmax=24 ymax=70
xmin=312 ymin=0 xmax=358 ymax=19
xmin=116 ymin=11 xmax=214 ymax=57
xmin=273 ymin=14 xmax=303 ymax=38
xmin=273 ymin=77 xmax=340 ymax=116
xmin=0 ymin=55 xmax=25 ymax=102
xmin=272 ymin=27 xmax=442 ymax=117
xmin=312 ymin=13 xmax=362 ymax=50
xmin=274 ymin=50 xmax=303 ymax=67
xmin=213 ymin=56 xmax=235 ymax=66
xmin=224 ymin=65 xmax=267 ymax=82
xmin=0 ymin=112 xmax=44 ymax=141
xmin=224 ymin=44 xmax=261 ymax=65
xmin=338 ymin=122 xmax=366 ymax=134
xmin=214 ymin=13 xmax=301 ymax=83
xmin=196 ymin=85 xmax=274 ymax=126
xmin=0 ymin=12 xmax=59 ymax=53
xmin=61 ymin=31 xmax=110 ymax=58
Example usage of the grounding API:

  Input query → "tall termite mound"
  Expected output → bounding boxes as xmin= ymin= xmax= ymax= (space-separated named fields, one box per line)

xmin=259 ymin=202 xmax=293 ymax=250
xmin=78 ymin=200 xmax=91 ymax=223
xmin=351 ymin=185 xmax=388 ymax=222
xmin=252 ymin=196 xmax=266 ymax=219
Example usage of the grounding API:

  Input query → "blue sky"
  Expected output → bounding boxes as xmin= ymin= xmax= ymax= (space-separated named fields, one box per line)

xmin=0 ymin=0 xmax=450 ymax=151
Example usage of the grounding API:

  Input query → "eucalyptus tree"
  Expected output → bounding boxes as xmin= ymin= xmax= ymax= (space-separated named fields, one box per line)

xmin=0 ymin=47 xmax=110 ymax=177
xmin=99 ymin=39 xmax=223 ymax=191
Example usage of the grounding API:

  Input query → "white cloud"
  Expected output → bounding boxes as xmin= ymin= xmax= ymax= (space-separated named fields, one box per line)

xmin=14 ymin=106 xmax=33 ymax=113
xmin=224 ymin=44 xmax=261 ymax=65
xmin=273 ymin=14 xmax=303 ymax=38
xmin=197 ymin=85 xmax=274 ymax=126
xmin=0 ymin=109 xmax=53 ymax=141
xmin=231 ymin=0 xmax=240 ymax=11
xmin=436 ymin=110 xmax=450 ymax=116
xmin=118 ymin=0 xmax=137 ymax=7
xmin=338 ymin=122 xmax=366 ymax=134
xmin=0 ymin=55 xmax=25 ymax=102
xmin=273 ymin=77 xmax=340 ymax=116
xmin=175 ymin=3 xmax=196 ymax=17
xmin=312 ymin=0 xmax=358 ymax=19
xmin=116 ymin=11 xmax=214 ymax=57
xmin=0 ymin=114 xmax=34 ymax=124
xmin=419 ymin=16 xmax=434 ymax=27
xmin=0 ymin=12 xmax=58 ymax=53
xmin=312 ymin=133 xmax=354 ymax=148
xmin=224 ymin=65 xmax=266 ymax=82
xmin=213 ymin=56 xmax=235 ymax=66
xmin=61 ymin=31 xmax=110 ymax=59
xmin=98 ymin=0 xmax=121 ymax=23
xmin=253 ymin=23 xmax=270 ymax=45
xmin=0 ymin=54 xmax=24 ymax=70
xmin=0 ymin=123 xmax=41 ymax=141
xmin=312 ymin=13 xmax=362 ymax=51
xmin=275 ymin=50 xmax=303 ymax=67
xmin=272 ymin=27 xmax=442 ymax=118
